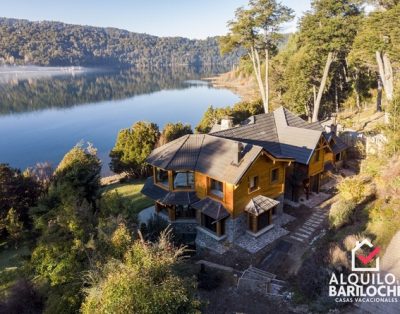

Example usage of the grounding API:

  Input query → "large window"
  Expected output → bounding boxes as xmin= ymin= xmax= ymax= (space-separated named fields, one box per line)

xmin=155 ymin=168 xmax=169 ymax=187
xmin=201 ymin=214 xmax=226 ymax=236
xmin=248 ymin=211 xmax=272 ymax=233
xmin=173 ymin=171 xmax=194 ymax=190
xmin=248 ymin=176 xmax=259 ymax=193
xmin=202 ymin=214 xmax=217 ymax=233
xmin=175 ymin=205 xmax=196 ymax=219
xmin=209 ymin=178 xmax=224 ymax=198
xmin=271 ymin=168 xmax=279 ymax=183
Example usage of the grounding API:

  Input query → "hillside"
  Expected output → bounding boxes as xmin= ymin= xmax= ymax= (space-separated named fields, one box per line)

xmin=0 ymin=18 xmax=241 ymax=67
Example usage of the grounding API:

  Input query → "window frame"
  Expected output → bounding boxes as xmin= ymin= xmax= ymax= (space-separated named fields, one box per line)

xmin=248 ymin=175 xmax=260 ymax=193
xmin=270 ymin=167 xmax=280 ymax=184
xmin=172 ymin=171 xmax=195 ymax=190
xmin=208 ymin=178 xmax=224 ymax=199
xmin=154 ymin=167 xmax=169 ymax=188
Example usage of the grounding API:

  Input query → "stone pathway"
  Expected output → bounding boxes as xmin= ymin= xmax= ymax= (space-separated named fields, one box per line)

xmin=289 ymin=207 xmax=328 ymax=243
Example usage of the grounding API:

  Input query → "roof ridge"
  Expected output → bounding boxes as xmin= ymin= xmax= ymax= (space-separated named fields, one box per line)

xmin=164 ymin=134 xmax=191 ymax=169
xmin=193 ymin=134 xmax=206 ymax=170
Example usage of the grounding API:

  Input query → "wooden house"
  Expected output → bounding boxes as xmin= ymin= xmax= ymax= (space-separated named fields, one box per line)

xmin=212 ymin=107 xmax=348 ymax=201
xmin=142 ymin=134 xmax=293 ymax=246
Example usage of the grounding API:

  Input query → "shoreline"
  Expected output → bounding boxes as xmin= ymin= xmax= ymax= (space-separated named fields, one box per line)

xmin=203 ymin=70 xmax=258 ymax=102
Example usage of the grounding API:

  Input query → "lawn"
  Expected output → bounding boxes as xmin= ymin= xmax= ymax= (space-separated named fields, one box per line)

xmin=101 ymin=179 xmax=153 ymax=216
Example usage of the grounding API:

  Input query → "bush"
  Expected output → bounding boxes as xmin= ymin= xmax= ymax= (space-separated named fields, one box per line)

xmin=81 ymin=230 xmax=199 ymax=314
xmin=329 ymin=200 xmax=357 ymax=228
xmin=337 ymin=177 xmax=366 ymax=203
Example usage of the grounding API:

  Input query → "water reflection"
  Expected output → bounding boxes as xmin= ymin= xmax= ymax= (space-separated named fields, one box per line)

xmin=0 ymin=66 xmax=226 ymax=115
xmin=0 ymin=65 xmax=239 ymax=173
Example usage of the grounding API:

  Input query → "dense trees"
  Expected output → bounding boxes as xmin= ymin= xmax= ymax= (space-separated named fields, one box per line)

xmin=110 ymin=121 xmax=195 ymax=177
xmin=81 ymin=231 xmax=199 ymax=313
xmin=0 ymin=164 xmax=40 ymax=242
xmin=227 ymin=1 xmax=399 ymax=120
xmin=110 ymin=122 xmax=160 ymax=177
xmin=195 ymin=99 xmax=264 ymax=133
xmin=158 ymin=122 xmax=193 ymax=146
xmin=0 ymin=18 xmax=241 ymax=67
xmin=220 ymin=0 xmax=294 ymax=112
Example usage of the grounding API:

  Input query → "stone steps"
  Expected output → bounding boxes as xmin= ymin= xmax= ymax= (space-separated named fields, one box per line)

xmin=237 ymin=266 xmax=281 ymax=295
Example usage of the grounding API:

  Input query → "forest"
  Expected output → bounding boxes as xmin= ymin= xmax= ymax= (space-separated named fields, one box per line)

xmin=1 ymin=0 xmax=400 ymax=313
xmin=218 ymin=0 xmax=399 ymax=121
xmin=0 ymin=18 xmax=241 ymax=67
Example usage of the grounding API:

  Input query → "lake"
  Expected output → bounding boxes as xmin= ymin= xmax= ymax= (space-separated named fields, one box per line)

xmin=0 ymin=67 xmax=240 ymax=174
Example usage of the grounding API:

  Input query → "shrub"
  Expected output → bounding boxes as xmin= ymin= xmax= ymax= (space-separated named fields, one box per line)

xmin=329 ymin=200 xmax=356 ymax=228
xmin=366 ymin=200 xmax=400 ymax=247
xmin=337 ymin=177 xmax=366 ymax=203
xmin=81 ymin=230 xmax=199 ymax=314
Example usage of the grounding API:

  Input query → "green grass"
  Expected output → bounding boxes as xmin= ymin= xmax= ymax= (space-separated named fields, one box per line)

xmin=101 ymin=179 xmax=153 ymax=216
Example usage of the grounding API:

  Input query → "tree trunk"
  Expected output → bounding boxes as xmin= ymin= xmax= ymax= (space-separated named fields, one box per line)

xmin=377 ymin=77 xmax=383 ymax=112
xmin=312 ymin=52 xmax=334 ymax=122
xmin=265 ymin=49 xmax=269 ymax=113
xmin=249 ymin=47 xmax=266 ymax=111
xmin=334 ymin=78 xmax=339 ymax=113
xmin=376 ymin=51 xmax=394 ymax=102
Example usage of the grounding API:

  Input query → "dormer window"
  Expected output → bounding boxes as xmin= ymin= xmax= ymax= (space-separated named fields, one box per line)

xmin=173 ymin=171 xmax=194 ymax=190
xmin=155 ymin=167 xmax=169 ymax=187
xmin=209 ymin=178 xmax=224 ymax=199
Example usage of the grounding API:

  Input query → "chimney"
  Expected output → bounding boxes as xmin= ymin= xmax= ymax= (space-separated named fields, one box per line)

xmin=330 ymin=113 xmax=338 ymax=135
xmin=220 ymin=116 xmax=234 ymax=130
xmin=233 ymin=142 xmax=244 ymax=165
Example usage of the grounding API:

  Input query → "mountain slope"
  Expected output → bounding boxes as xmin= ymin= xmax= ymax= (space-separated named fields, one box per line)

xmin=0 ymin=18 xmax=240 ymax=67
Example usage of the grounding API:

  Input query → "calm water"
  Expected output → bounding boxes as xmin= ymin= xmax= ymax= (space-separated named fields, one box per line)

xmin=0 ymin=67 xmax=239 ymax=174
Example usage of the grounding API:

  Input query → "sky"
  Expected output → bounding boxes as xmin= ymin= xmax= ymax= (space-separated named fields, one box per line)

xmin=0 ymin=0 xmax=311 ymax=39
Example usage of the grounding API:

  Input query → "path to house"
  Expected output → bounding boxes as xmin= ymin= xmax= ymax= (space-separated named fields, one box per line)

xmin=289 ymin=205 xmax=329 ymax=244
xmin=257 ymin=193 xmax=336 ymax=277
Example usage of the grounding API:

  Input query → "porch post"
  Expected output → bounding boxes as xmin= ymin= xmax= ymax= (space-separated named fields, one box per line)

xmin=216 ymin=221 xmax=222 ymax=236
xmin=168 ymin=206 xmax=176 ymax=221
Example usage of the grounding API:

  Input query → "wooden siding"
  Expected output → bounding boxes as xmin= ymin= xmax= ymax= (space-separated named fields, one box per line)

xmin=308 ymin=136 xmax=328 ymax=176
xmin=194 ymin=172 xmax=234 ymax=214
xmin=232 ymin=154 xmax=286 ymax=218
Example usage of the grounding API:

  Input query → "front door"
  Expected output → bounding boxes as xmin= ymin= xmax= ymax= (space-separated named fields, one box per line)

xmin=310 ymin=174 xmax=320 ymax=193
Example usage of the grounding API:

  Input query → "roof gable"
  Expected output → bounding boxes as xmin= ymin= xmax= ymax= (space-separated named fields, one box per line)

xmin=146 ymin=134 xmax=265 ymax=185
xmin=213 ymin=106 xmax=324 ymax=165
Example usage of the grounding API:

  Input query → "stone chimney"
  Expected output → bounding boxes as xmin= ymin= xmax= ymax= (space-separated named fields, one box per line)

xmin=330 ymin=113 xmax=338 ymax=135
xmin=233 ymin=142 xmax=244 ymax=165
xmin=220 ymin=116 xmax=234 ymax=130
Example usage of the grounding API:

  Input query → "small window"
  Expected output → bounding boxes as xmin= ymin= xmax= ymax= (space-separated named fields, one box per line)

xmin=335 ymin=153 xmax=341 ymax=161
xmin=209 ymin=178 xmax=224 ymax=198
xmin=173 ymin=171 xmax=194 ymax=189
xmin=271 ymin=168 xmax=279 ymax=183
xmin=248 ymin=176 xmax=259 ymax=193
xmin=155 ymin=168 xmax=169 ymax=187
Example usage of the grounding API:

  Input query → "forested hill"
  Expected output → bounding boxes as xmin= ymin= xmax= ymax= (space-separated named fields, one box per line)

xmin=0 ymin=18 xmax=241 ymax=67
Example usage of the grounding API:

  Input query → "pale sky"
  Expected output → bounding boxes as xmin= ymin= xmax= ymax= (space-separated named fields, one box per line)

xmin=0 ymin=0 xmax=311 ymax=39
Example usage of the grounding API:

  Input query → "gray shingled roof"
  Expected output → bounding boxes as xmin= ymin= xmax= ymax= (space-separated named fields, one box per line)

xmin=212 ymin=106 xmax=324 ymax=165
xmin=324 ymin=132 xmax=348 ymax=154
xmin=244 ymin=195 xmax=280 ymax=216
xmin=146 ymin=134 xmax=264 ymax=185
xmin=141 ymin=177 xmax=199 ymax=206
xmin=191 ymin=197 xmax=230 ymax=221
xmin=141 ymin=177 xmax=168 ymax=201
